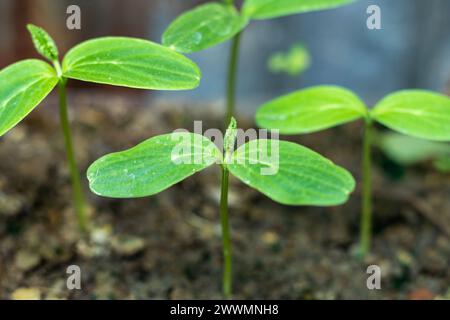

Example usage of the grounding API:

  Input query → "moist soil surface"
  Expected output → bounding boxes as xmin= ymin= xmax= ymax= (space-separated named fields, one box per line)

xmin=0 ymin=91 xmax=449 ymax=300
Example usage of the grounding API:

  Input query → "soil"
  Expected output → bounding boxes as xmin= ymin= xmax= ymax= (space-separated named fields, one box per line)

xmin=0 ymin=91 xmax=449 ymax=300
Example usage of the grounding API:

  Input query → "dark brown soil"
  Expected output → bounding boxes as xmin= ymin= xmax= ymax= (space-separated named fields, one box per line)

xmin=0 ymin=91 xmax=449 ymax=300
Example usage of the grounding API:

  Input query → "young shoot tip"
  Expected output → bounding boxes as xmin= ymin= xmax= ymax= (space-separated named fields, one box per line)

xmin=27 ymin=23 xmax=59 ymax=62
xmin=224 ymin=117 xmax=238 ymax=163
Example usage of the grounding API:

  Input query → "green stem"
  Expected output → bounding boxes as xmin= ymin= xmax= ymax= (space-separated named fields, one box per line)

xmin=219 ymin=166 xmax=232 ymax=299
xmin=225 ymin=32 xmax=242 ymax=129
xmin=58 ymin=79 xmax=88 ymax=233
xmin=359 ymin=119 xmax=373 ymax=257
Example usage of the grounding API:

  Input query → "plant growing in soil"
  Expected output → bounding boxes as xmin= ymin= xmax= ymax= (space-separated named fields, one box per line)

xmin=87 ymin=118 xmax=355 ymax=298
xmin=255 ymin=85 xmax=450 ymax=258
xmin=162 ymin=0 xmax=355 ymax=128
xmin=0 ymin=24 xmax=201 ymax=232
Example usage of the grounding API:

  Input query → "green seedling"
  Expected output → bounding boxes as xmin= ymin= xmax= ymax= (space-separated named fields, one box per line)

xmin=87 ymin=118 xmax=355 ymax=298
xmin=268 ymin=43 xmax=311 ymax=77
xmin=255 ymin=85 xmax=450 ymax=258
xmin=0 ymin=24 xmax=201 ymax=232
xmin=162 ymin=0 xmax=355 ymax=128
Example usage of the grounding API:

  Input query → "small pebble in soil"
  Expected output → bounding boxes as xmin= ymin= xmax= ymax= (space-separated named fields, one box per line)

xmin=111 ymin=234 xmax=146 ymax=257
xmin=261 ymin=231 xmax=280 ymax=246
xmin=14 ymin=250 xmax=41 ymax=272
xmin=408 ymin=288 xmax=435 ymax=300
xmin=11 ymin=287 xmax=41 ymax=300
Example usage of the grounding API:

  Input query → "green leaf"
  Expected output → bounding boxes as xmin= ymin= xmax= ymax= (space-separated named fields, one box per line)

xmin=62 ymin=37 xmax=201 ymax=90
xmin=228 ymin=139 xmax=355 ymax=206
xmin=27 ymin=24 xmax=59 ymax=61
xmin=0 ymin=60 xmax=58 ymax=137
xmin=162 ymin=3 xmax=248 ymax=53
xmin=371 ymin=90 xmax=450 ymax=141
xmin=377 ymin=132 xmax=450 ymax=165
xmin=256 ymin=86 xmax=367 ymax=134
xmin=87 ymin=133 xmax=222 ymax=198
xmin=243 ymin=0 xmax=355 ymax=20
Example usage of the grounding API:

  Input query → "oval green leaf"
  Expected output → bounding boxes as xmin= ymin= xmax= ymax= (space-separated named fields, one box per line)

xmin=62 ymin=37 xmax=201 ymax=90
xmin=243 ymin=0 xmax=355 ymax=20
xmin=371 ymin=90 xmax=450 ymax=141
xmin=162 ymin=3 xmax=248 ymax=53
xmin=228 ymin=139 xmax=355 ymax=206
xmin=256 ymin=86 xmax=367 ymax=134
xmin=87 ymin=133 xmax=222 ymax=198
xmin=0 ymin=59 xmax=58 ymax=137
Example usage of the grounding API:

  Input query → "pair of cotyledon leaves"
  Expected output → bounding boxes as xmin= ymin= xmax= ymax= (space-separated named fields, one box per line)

xmin=87 ymin=119 xmax=355 ymax=206
xmin=0 ymin=25 xmax=201 ymax=137
xmin=255 ymin=86 xmax=450 ymax=142
xmin=162 ymin=0 xmax=356 ymax=53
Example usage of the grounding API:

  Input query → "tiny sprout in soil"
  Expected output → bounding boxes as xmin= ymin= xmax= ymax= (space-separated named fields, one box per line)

xmin=0 ymin=24 xmax=201 ymax=232
xmin=87 ymin=118 xmax=355 ymax=298
xmin=255 ymin=85 xmax=450 ymax=258
xmin=162 ymin=0 xmax=356 ymax=128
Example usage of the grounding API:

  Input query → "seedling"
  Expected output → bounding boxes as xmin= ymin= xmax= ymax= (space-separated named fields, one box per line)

xmin=268 ymin=43 xmax=311 ymax=77
xmin=0 ymin=24 xmax=201 ymax=232
xmin=162 ymin=0 xmax=355 ymax=128
xmin=87 ymin=118 xmax=355 ymax=298
xmin=255 ymin=85 xmax=450 ymax=257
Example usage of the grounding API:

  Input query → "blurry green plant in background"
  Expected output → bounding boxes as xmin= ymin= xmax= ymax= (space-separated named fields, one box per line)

xmin=377 ymin=132 xmax=450 ymax=173
xmin=267 ymin=43 xmax=311 ymax=77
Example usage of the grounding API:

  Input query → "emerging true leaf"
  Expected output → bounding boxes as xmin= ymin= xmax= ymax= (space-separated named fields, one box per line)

xmin=227 ymin=139 xmax=355 ymax=206
xmin=162 ymin=3 xmax=248 ymax=53
xmin=224 ymin=117 xmax=238 ymax=162
xmin=377 ymin=132 xmax=450 ymax=165
xmin=256 ymin=86 xmax=367 ymax=134
xmin=242 ymin=0 xmax=355 ymax=20
xmin=0 ymin=60 xmax=58 ymax=137
xmin=371 ymin=90 xmax=450 ymax=141
xmin=62 ymin=37 xmax=201 ymax=90
xmin=87 ymin=133 xmax=221 ymax=198
xmin=27 ymin=24 xmax=59 ymax=61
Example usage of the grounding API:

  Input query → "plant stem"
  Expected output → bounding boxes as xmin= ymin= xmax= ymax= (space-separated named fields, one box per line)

xmin=219 ymin=166 xmax=232 ymax=299
xmin=58 ymin=79 xmax=88 ymax=232
xmin=225 ymin=32 xmax=242 ymax=129
xmin=359 ymin=119 xmax=373 ymax=258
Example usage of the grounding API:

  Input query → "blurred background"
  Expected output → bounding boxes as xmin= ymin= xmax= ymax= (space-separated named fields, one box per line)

xmin=1 ymin=0 xmax=450 ymax=116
